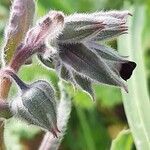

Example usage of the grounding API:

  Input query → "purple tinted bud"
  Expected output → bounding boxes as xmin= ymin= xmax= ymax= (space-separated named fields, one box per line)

xmin=3 ymin=0 xmax=35 ymax=64
xmin=24 ymin=11 xmax=64 ymax=49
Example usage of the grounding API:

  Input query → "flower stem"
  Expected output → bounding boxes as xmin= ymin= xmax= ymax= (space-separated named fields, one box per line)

xmin=0 ymin=44 xmax=44 ymax=149
xmin=0 ymin=78 xmax=12 ymax=150
xmin=4 ymin=69 xmax=29 ymax=91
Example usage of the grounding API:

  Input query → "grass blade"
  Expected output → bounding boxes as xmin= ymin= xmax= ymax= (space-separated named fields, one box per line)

xmin=118 ymin=6 xmax=150 ymax=149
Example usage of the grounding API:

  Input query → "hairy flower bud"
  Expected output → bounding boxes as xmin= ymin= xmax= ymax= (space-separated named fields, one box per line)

xmin=24 ymin=11 xmax=64 ymax=49
xmin=9 ymin=11 xmax=64 ymax=71
xmin=3 ymin=0 xmax=35 ymax=64
xmin=57 ymin=11 xmax=130 ymax=44
xmin=93 ymin=10 xmax=132 ymax=20
xmin=3 ymin=69 xmax=59 ymax=137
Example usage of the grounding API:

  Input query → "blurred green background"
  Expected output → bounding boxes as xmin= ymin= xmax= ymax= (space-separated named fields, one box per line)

xmin=0 ymin=0 xmax=150 ymax=150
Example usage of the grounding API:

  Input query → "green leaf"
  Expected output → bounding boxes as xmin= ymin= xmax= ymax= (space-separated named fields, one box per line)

xmin=75 ymin=107 xmax=96 ymax=150
xmin=111 ymin=130 xmax=134 ymax=150
xmin=118 ymin=6 xmax=150 ymax=149
xmin=142 ymin=4 xmax=150 ymax=49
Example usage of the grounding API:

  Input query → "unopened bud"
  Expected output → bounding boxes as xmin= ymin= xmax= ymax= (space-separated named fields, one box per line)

xmin=3 ymin=0 xmax=35 ymax=64
xmin=3 ymin=69 xmax=59 ymax=137
xmin=25 ymin=11 xmax=64 ymax=49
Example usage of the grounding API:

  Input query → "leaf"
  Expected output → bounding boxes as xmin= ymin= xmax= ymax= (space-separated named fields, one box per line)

xmin=111 ymin=130 xmax=134 ymax=150
xmin=73 ymin=72 xmax=95 ymax=101
xmin=75 ymin=107 xmax=96 ymax=150
xmin=59 ymin=64 xmax=73 ymax=82
xmin=142 ymin=4 xmax=150 ymax=49
xmin=118 ymin=6 xmax=150 ymax=149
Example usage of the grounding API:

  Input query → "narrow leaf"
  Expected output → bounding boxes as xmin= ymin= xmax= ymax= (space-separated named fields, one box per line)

xmin=59 ymin=64 xmax=74 ymax=83
xmin=73 ymin=72 xmax=95 ymax=101
xmin=118 ymin=6 xmax=150 ymax=149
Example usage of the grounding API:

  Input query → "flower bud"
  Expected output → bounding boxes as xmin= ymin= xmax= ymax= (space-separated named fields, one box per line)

xmin=24 ymin=11 xmax=64 ymax=49
xmin=3 ymin=0 xmax=35 ymax=64
xmin=6 ymin=11 xmax=64 ymax=71
xmin=4 ymin=69 xmax=59 ymax=137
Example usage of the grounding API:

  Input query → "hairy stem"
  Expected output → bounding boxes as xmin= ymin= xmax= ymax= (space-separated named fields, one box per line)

xmin=9 ymin=44 xmax=45 ymax=71
xmin=0 ymin=99 xmax=10 ymax=150
xmin=0 ymin=78 xmax=11 ymax=150
xmin=0 ymin=0 xmax=35 ymax=148
xmin=0 ymin=44 xmax=44 ymax=149
xmin=4 ymin=69 xmax=29 ymax=91
xmin=0 ymin=121 xmax=5 ymax=150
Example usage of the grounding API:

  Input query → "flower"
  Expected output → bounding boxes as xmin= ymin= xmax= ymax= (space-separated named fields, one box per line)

xmin=38 ymin=11 xmax=136 ymax=100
